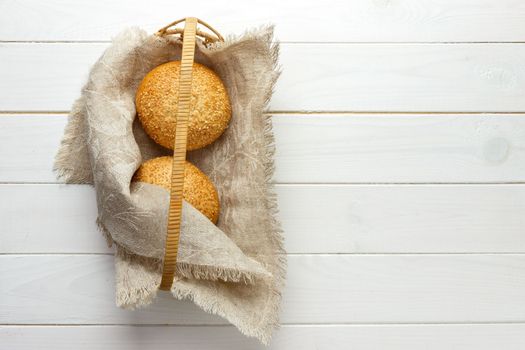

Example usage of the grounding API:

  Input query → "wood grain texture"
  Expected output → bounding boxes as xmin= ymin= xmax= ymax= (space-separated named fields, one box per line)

xmin=3 ymin=44 xmax=525 ymax=112
xmin=2 ymin=184 xmax=525 ymax=254
xmin=2 ymin=0 xmax=525 ymax=42
xmin=3 ymin=255 xmax=525 ymax=324
xmin=1 ymin=114 xmax=525 ymax=184
xmin=3 ymin=324 xmax=525 ymax=350
xmin=2 ymin=3 xmax=525 ymax=348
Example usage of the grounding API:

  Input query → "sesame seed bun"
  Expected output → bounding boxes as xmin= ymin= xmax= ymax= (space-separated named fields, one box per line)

xmin=135 ymin=61 xmax=231 ymax=151
xmin=132 ymin=156 xmax=220 ymax=224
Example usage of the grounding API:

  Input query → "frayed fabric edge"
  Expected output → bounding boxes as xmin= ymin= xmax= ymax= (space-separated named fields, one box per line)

xmin=173 ymin=26 xmax=286 ymax=345
xmin=53 ymin=24 xmax=286 ymax=345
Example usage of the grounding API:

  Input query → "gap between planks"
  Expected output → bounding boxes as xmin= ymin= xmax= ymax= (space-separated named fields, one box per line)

xmin=3 ymin=41 xmax=525 ymax=44
xmin=3 ymin=253 xmax=525 ymax=256
xmin=3 ymin=111 xmax=525 ymax=115
xmin=4 ymin=322 xmax=525 ymax=326
xmin=1 ymin=182 xmax=525 ymax=186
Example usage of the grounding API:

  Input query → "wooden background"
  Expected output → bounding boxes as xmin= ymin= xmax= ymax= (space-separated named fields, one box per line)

xmin=2 ymin=1 xmax=525 ymax=349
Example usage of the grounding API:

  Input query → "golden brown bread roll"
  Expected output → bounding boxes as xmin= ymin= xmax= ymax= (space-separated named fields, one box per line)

xmin=135 ymin=61 xmax=231 ymax=151
xmin=132 ymin=156 xmax=220 ymax=224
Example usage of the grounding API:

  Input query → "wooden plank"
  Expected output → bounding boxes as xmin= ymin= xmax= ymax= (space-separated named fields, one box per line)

xmin=0 ymin=116 xmax=64 ymax=183
xmin=3 ymin=44 xmax=525 ymax=112
xmin=3 ymin=184 xmax=525 ymax=254
xmin=272 ymin=114 xmax=525 ymax=182
xmin=1 ymin=114 xmax=525 ymax=183
xmin=0 ymin=185 xmax=109 ymax=254
xmin=3 ymin=324 xmax=525 ymax=350
xmin=3 ymin=254 xmax=525 ymax=324
xmin=3 ymin=0 xmax=525 ymax=42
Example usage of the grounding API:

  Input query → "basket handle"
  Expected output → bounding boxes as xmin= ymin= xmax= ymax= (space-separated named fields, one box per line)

xmin=156 ymin=18 xmax=224 ymax=45
xmin=157 ymin=17 xmax=221 ymax=291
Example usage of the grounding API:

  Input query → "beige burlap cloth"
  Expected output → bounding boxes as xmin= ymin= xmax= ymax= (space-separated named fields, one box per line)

xmin=54 ymin=26 xmax=285 ymax=343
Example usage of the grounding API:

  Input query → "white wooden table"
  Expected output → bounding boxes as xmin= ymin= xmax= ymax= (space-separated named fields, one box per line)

xmin=2 ymin=1 xmax=525 ymax=349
